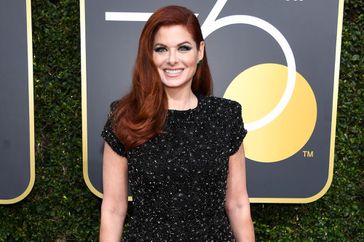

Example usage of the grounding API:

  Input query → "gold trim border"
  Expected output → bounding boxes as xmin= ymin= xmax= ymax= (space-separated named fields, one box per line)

xmin=81 ymin=0 xmax=129 ymax=200
xmin=80 ymin=0 xmax=103 ymax=198
xmin=81 ymin=0 xmax=344 ymax=204
xmin=0 ymin=0 xmax=35 ymax=204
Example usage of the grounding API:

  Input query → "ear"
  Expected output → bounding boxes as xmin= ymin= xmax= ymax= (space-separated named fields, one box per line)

xmin=198 ymin=41 xmax=205 ymax=61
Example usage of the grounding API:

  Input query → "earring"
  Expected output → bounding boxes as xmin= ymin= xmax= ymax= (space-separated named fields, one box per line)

xmin=197 ymin=59 xmax=203 ymax=66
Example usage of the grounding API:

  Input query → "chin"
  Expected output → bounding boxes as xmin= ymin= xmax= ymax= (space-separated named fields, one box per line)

xmin=161 ymin=79 xmax=183 ymax=87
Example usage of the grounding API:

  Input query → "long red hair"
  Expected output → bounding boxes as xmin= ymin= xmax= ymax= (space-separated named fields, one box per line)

xmin=112 ymin=5 xmax=213 ymax=150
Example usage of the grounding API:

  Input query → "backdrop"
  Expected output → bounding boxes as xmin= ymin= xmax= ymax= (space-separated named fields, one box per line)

xmin=81 ymin=0 xmax=344 ymax=203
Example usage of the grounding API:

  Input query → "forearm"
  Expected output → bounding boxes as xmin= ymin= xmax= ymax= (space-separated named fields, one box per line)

xmin=226 ymin=202 xmax=255 ymax=242
xmin=99 ymin=203 xmax=127 ymax=242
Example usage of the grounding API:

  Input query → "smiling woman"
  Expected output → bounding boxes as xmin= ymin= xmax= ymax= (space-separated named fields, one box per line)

xmin=152 ymin=25 xmax=204 ymax=95
xmin=109 ymin=5 xmax=212 ymax=150
xmin=99 ymin=5 xmax=254 ymax=242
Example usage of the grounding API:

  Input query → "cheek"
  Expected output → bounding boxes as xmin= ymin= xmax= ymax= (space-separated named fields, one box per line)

xmin=187 ymin=57 xmax=198 ymax=70
xmin=152 ymin=55 xmax=164 ymax=67
xmin=183 ymin=55 xmax=198 ymax=67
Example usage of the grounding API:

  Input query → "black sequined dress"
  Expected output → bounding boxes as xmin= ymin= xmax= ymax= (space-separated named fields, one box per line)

xmin=102 ymin=95 xmax=247 ymax=241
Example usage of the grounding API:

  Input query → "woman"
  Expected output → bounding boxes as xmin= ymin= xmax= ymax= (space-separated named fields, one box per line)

xmin=100 ymin=5 xmax=255 ymax=242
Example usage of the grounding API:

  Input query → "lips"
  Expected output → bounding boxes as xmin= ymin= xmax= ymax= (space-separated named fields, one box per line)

xmin=164 ymin=68 xmax=183 ymax=76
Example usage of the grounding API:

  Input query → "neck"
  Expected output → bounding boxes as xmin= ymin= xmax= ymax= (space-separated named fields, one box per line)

xmin=165 ymin=88 xmax=197 ymax=110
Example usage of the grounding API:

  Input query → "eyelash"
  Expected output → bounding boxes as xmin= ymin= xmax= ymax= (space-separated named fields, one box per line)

xmin=154 ymin=47 xmax=167 ymax=53
xmin=178 ymin=45 xmax=192 ymax=52
xmin=153 ymin=45 xmax=192 ymax=53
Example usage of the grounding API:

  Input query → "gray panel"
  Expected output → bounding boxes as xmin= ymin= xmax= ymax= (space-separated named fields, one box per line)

xmin=0 ymin=1 xmax=31 ymax=200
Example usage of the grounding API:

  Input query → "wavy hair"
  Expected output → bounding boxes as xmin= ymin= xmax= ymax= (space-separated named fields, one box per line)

xmin=112 ymin=5 xmax=213 ymax=150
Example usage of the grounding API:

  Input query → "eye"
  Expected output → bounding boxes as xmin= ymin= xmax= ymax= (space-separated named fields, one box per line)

xmin=178 ymin=45 xmax=192 ymax=52
xmin=154 ymin=46 xmax=167 ymax=53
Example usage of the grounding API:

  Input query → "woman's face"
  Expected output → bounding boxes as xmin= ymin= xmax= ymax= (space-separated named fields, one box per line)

xmin=152 ymin=25 xmax=204 ymax=91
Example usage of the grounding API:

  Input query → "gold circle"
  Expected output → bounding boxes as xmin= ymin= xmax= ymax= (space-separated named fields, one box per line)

xmin=224 ymin=64 xmax=317 ymax=162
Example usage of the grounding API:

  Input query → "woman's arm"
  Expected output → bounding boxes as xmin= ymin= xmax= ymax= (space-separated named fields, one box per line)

xmin=99 ymin=143 xmax=129 ymax=242
xmin=225 ymin=145 xmax=255 ymax=242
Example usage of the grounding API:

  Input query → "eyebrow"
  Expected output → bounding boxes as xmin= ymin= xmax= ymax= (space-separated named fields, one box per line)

xmin=153 ymin=41 xmax=193 ymax=47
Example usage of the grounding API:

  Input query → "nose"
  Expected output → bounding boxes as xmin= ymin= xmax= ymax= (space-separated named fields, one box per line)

xmin=167 ymin=49 xmax=178 ymax=65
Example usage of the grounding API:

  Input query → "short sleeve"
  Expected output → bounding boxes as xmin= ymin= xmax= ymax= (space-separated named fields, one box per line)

xmin=101 ymin=102 xmax=127 ymax=157
xmin=226 ymin=102 xmax=247 ymax=156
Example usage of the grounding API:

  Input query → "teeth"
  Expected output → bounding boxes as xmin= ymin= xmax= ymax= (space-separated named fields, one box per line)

xmin=165 ymin=69 xmax=182 ymax=74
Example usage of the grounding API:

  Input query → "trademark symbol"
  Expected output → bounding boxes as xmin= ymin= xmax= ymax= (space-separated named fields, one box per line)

xmin=303 ymin=150 xmax=314 ymax=157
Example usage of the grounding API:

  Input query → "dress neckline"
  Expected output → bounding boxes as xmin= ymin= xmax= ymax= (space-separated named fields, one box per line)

xmin=167 ymin=93 xmax=202 ymax=114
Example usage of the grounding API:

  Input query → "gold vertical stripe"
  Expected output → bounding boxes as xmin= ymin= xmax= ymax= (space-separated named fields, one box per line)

xmin=80 ymin=0 xmax=103 ymax=198
xmin=80 ymin=0 xmax=133 ymax=201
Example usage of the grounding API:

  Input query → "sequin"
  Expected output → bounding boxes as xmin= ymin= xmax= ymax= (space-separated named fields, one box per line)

xmin=101 ymin=94 xmax=247 ymax=241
